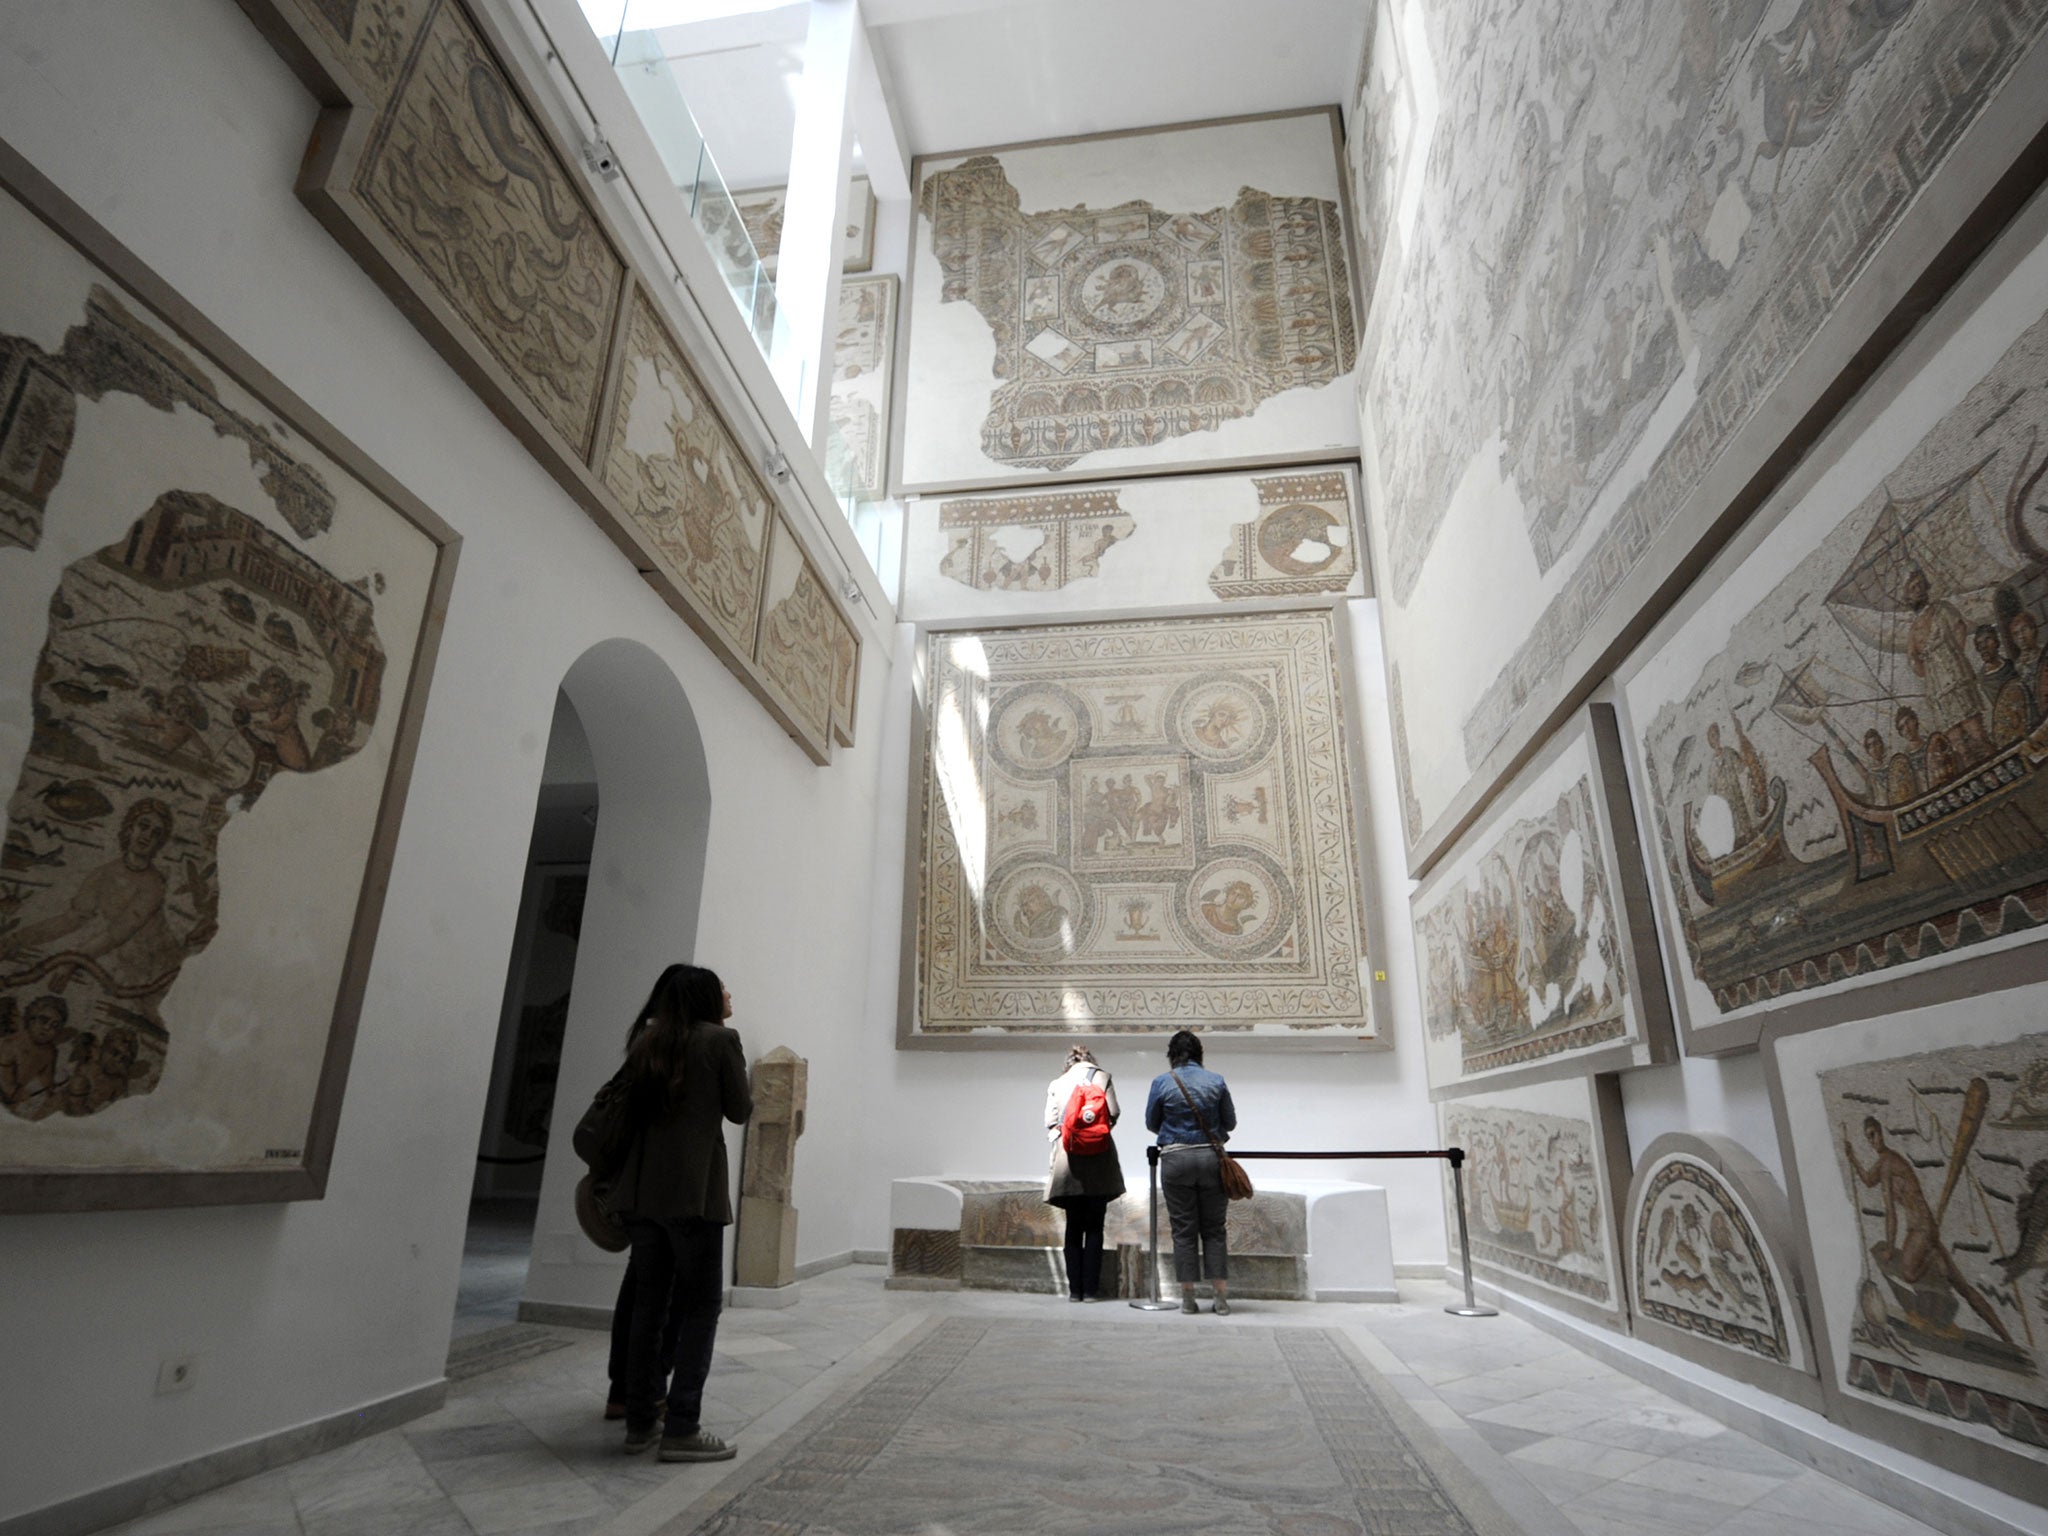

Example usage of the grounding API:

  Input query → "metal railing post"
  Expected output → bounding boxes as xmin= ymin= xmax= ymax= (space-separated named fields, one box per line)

xmin=1129 ymin=1145 xmax=1171 ymax=1311
xmin=1444 ymin=1147 xmax=1498 ymax=1318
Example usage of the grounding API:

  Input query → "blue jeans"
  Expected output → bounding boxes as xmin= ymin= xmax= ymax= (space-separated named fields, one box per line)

xmin=623 ymin=1217 xmax=725 ymax=1435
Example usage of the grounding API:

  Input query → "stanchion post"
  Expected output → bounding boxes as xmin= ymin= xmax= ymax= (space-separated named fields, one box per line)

xmin=1129 ymin=1145 xmax=1171 ymax=1311
xmin=1444 ymin=1147 xmax=1497 ymax=1318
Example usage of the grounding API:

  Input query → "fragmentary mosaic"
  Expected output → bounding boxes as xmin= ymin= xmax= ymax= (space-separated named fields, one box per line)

xmin=1822 ymin=1032 xmax=2048 ymax=1452
xmin=1442 ymin=1093 xmax=1618 ymax=1312
xmin=1209 ymin=470 xmax=1359 ymax=601
xmin=352 ymin=0 xmax=624 ymax=455
xmin=1363 ymin=0 xmax=2048 ymax=853
xmin=0 ymin=179 xmax=442 ymax=1193
xmin=1635 ymin=306 xmax=2048 ymax=1023
xmin=598 ymin=286 xmax=772 ymax=662
xmin=918 ymin=155 xmax=1355 ymax=474
xmin=827 ymin=276 xmax=895 ymax=503
xmin=915 ymin=612 xmax=1373 ymax=1040
xmin=1416 ymin=775 xmax=1628 ymax=1082
xmin=1633 ymin=1154 xmax=1790 ymax=1366
xmin=938 ymin=489 xmax=1134 ymax=593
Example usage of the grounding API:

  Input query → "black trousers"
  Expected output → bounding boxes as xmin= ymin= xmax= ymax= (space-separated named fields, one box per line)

xmin=622 ymin=1217 xmax=725 ymax=1435
xmin=1062 ymin=1196 xmax=1110 ymax=1298
xmin=607 ymin=1251 xmax=689 ymax=1401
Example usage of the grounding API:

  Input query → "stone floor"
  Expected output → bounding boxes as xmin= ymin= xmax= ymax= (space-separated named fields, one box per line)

xmin=96 ymin=1264 xmax=1954 ymax=1536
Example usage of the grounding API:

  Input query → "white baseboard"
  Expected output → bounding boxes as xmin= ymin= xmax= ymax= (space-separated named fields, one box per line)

xmin=1 ymin=1379 xmax=444 ymax=1536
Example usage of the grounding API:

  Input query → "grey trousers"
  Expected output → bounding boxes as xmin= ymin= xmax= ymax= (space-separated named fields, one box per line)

xmin=1160 ymin=1146 xmax=1228 ymax=1282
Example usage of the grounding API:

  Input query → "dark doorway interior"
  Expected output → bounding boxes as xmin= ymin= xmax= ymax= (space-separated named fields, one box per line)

xmin=454 ymin=693 xmax=599 ymax=1337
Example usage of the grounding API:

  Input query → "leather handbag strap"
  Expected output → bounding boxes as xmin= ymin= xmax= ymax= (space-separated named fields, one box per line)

xmin=1168 ymin=1069 xmax=1225 ymax=1154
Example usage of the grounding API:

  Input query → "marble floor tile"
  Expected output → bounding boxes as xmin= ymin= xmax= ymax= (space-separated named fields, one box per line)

xmin=1561 ymin=1476 xmax=1745 ymax=1535
xmin=425 ymin=1447 xmax=584 ymax=1497
xmin=449 ymin=1475 xmax=612 ymax=1535
xmin=1508 ymin=1435 xmax=1656 ymax=1482
xmin=1744 ymin=1471 xmax=1951 ymax=1536
xmin=80 ymin=1267 xmax=1964 ymax=1536
xmin=1616 ymin=1454 xmax=1788 ymax=1508
xmin=109 ymin=1468 xmax=303 ymax=1536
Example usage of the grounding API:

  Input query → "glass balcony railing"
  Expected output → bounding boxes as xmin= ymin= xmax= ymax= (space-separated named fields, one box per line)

xmin=585 ymin=6 xmax=794 ymax=378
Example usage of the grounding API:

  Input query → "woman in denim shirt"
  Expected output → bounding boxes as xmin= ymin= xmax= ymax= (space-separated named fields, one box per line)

xmin=1144 ymin=1029 xmax=1236 ymax=1314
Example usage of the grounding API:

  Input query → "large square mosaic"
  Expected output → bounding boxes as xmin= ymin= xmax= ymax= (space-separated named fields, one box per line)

xmin=909 ymin=612 xmax=1376 ymax=1043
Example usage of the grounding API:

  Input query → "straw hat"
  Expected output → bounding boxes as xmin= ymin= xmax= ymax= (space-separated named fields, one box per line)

xmin=574 ymin=1172 xmax=629 ymax=1252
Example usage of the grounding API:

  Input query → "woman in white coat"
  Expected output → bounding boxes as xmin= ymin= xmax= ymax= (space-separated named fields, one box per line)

xmin=1043 ymin=1045 xmax=1126 ymax=1301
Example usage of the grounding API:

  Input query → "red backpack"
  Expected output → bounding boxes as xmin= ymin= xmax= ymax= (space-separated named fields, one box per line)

xmin=1061 ymin=1070 xmax=1113 ymax=1155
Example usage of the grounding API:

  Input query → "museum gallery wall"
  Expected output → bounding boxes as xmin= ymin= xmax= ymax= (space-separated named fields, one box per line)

xmin=234 ymin=0 xmax=864 ymax=764
xmin=1423 ymin=111 xmax=2048 ymax=1502
xmin=1411 ymin=703 xmax=1672 ymax=1099
xmin=906 ymin=610 xmax=1379 ymax=1045
xmin=1352 ymin=0 xmax=2048 ymax=873
xmin=899 ymin=463 xmax=1364 ymax=623
xmin=896 ymin=110 xmax=1362 ymax=493
xmin=0 ymin=143 xmax=456 ymax=1212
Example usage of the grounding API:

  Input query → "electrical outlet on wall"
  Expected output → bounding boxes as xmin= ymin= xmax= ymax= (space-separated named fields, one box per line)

xmin=156 ymin=1355 xmax=198 ymax=1395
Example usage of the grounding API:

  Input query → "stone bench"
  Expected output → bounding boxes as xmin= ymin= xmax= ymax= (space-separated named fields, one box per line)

xmin=887 ymin=1175 xmax=1395 ymax=1301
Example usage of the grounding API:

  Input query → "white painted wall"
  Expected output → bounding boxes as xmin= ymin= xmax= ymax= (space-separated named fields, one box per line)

xmin=0 ymin=2 xmax=892 ymax=1520
xmin=837 ymin=601 xmax=1450 ymax=1271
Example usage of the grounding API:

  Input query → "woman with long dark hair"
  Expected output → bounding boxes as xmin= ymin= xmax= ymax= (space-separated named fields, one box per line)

xmin=612 ymin=963 xmax=752 ymax=1460
xmin=1144 ymin=1028 xmax=1236 ymax=1314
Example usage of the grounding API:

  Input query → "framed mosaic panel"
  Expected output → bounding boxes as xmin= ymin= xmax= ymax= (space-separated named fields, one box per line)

xmin=700 ymin=175 xmax=877 ymax=278
xmin=0 ymin=139 xmax=459 ymax=1212
xmin=1438 ymin=1073 xmax=1631 ymax=1333
xmin=1623 ymin=1132 xmax=1820 ymax=1410
xmin=896 ymin=110 xmax=1361 ymax=494
xmin=1360 ymin=2 xmax=2048 ymax=875
xmin=751 ymin=513 xmax=839 ymax=763
xmin=1411 ymin=704 xmax=1672 ymax=1099
xmin=904 ymin=610 xmax=1380 ymax=1046
xmin=827 ymin=276 xmax=896 ymax=505
xmin=1618 ymin=198 xmax=2048 ymax=1055
xmin=899 ymin=464 xmax=1365 ymax=624
xmin=1768 ymin=995 xmax=2048 ymax=1502
xmin=234 ymin=0 xmax=866 ymax=764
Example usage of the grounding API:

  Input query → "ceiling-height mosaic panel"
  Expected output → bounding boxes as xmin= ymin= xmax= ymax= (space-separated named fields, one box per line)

xmin=900 ymin=112 xmax=1360 ymax=493
xmin=909 ymin=612 xmax=1376 ymax=1044
xmin=1358 ymin=0 xmax=2048 ymax=868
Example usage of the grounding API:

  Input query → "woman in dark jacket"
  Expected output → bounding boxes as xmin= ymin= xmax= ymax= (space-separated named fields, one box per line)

xmin=1043 ymin=1044 xmax=1126 ymax=1301
xmin=613 ymin=964 xmax=752 ymax=1460
xmin=1144 ymin=1029 xmax=1236 ymax=1314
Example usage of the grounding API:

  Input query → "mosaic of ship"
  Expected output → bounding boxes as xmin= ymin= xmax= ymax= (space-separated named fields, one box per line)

xmin=1797 ymin=454 xmax=2048 ymax=890
xmin=1693 ymin=449 xmax=2048 ymax=941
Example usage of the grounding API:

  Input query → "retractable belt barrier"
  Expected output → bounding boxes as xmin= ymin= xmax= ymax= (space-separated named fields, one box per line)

xmin=1128 ymin=1145 xmax=1496 ymax=1318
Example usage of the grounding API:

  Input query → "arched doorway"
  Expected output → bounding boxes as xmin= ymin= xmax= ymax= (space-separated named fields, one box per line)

xmin=527 ymin=639 xmax=713 ymax=1318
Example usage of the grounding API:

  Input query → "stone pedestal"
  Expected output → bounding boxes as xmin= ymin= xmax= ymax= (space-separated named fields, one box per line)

xmin=734 ymin=1047 xmax=807 ymax=1291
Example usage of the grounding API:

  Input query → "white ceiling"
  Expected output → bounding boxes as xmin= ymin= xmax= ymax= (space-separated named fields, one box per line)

xmin=870 ymin=0 xmax=1368 ymax=158
xmin=599 ymin=0 xmax=1367 ymax=196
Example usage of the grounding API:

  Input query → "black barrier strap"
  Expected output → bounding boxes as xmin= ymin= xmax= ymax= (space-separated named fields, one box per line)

xmin=1144 ymin=1146 xmax=1463 ymax=1164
